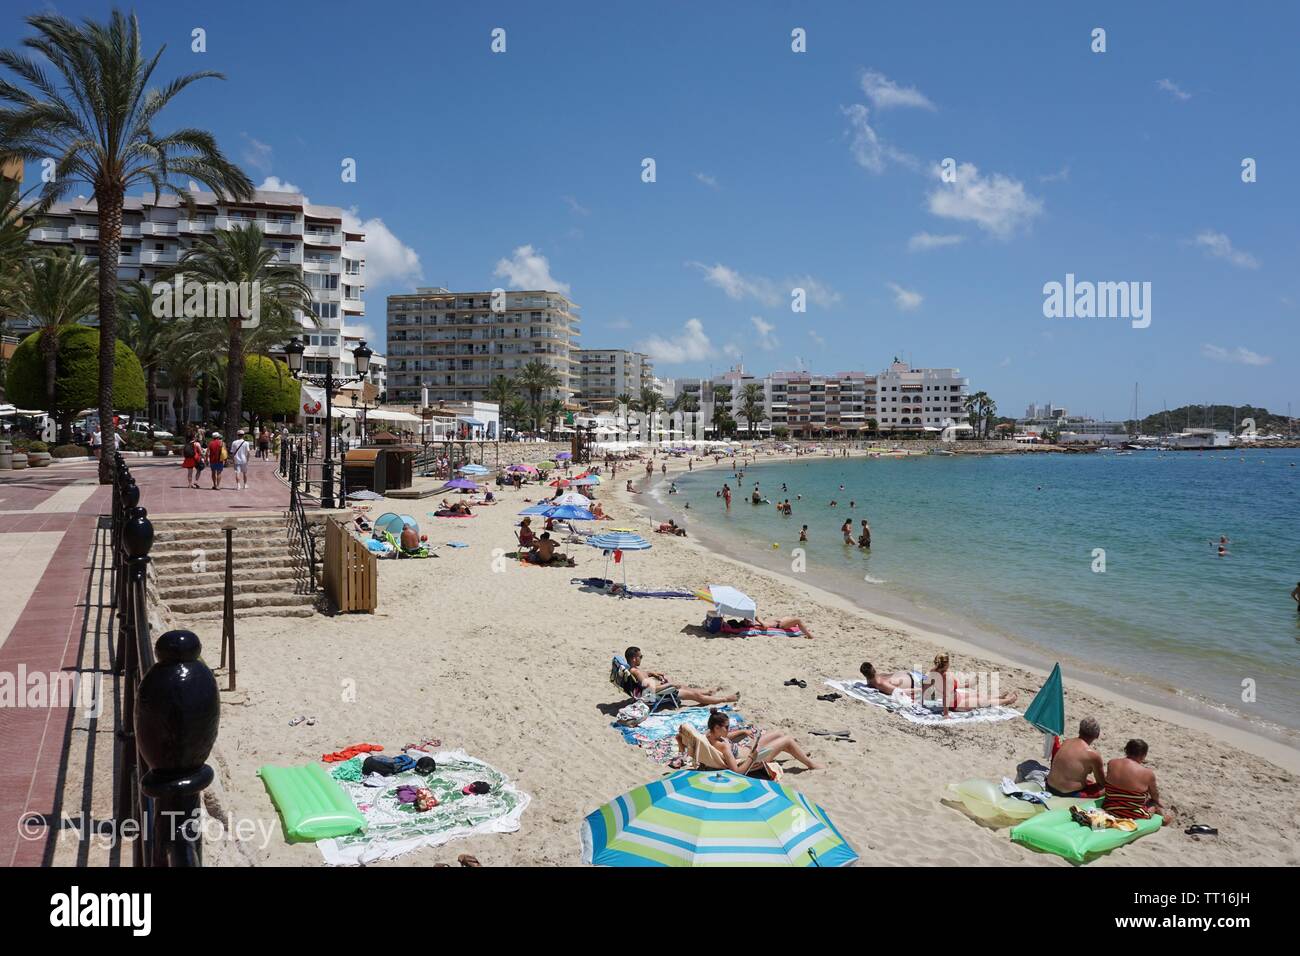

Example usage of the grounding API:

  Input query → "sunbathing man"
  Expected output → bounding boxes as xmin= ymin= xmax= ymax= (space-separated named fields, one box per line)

xmin=625 ymin=647 xmax=738 ymax=706
xmin=400 ymin=523 xmax=421 ymax=553
xmin=1045 ymin=717 xmax=1106 ymax=798
xmin=738 ymin=615 xmax=815 ymax=639
xmin=859 ymin=661 xmax=926 ymax=698
xmin=1103 ymin=739 xmax=1174 ymax=823
xmin=681 ymin=708 xmax=824 ymax=773
xmin=656 ymin=518 xmax=687 ymax=536
xmin=439 ymin=498 xmax=471 ymax=516
xmin=927 ymin=652 xmax=1018 ymax=710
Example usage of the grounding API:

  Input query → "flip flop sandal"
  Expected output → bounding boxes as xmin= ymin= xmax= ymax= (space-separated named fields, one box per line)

xmin=288 ymin=716 xmax=306 ymax=726
xmin=305 ymin=717 xmax=317 ymax=726
xmin=458 ymin=854 xmax=482 ymax=867
xmin=783 ymin=678 xmax=807 ymax=688
xmin=816 ymin=693 xmax=841 ymax=702
xmin=1185 ymin=825 xmax=1218 ymax=836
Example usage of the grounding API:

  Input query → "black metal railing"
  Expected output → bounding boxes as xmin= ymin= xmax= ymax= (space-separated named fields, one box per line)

xmin=112 ymin=451 xmax=220 ymax=867
xmin=286 ymin=444 xmax=320 ymax=591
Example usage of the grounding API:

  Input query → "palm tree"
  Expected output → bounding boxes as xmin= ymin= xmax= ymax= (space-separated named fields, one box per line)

xmin=740 ymin=382 xmax=766 ymax=439
xmin=963 ymin=392 xmax=985 ymax=438
xmin=515 ymin=359 xmax=561 ymax=431
xmin=165 ymin=224 xmax=313 ymax=440
xmin=0 ymin=178 xmax=39 ymax=314
xmin=117 ymin=279 xmax=166 ymax=434
xmin=669 ymin=391 xmax=699 ymax=440
xmin=503 ymin=396 xmax=529 ymax=434
xmin=486 ymin=375 xmax=514 ymax=411
xmin=637 ymin=385 xmax=664 ymax=437
xmin=0 ymin=10 xmax=254 ymax=481
xmin=545 ymin=397 xmax=565 ymax=439
xmin=615 ymin=391 xmax=633 ymax=440
xmin=15 ymin=248 xmax=97 ymax=441
xmin=980 ymin=396 xmax=998 ymax=438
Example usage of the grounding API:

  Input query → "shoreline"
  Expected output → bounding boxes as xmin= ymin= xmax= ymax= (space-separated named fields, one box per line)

xmin=628 ymin=448 xmax=1300 ymax=774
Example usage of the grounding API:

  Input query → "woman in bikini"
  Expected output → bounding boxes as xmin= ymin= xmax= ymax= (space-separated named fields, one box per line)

xmin=692 ymin=709 xmax=824 ymax=772
xmin=927 ymin=652 xmax=1018 ymax=710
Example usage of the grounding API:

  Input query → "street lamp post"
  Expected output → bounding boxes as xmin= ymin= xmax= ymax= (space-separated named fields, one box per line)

xmin=284 ymin=338 xmax=373 ymax=510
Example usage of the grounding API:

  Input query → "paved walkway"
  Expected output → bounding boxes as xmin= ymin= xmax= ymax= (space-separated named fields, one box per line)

xmin=0 ymin=454 xmax=288 ymax=866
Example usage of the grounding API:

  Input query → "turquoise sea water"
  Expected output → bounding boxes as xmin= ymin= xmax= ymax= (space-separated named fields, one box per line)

xmin=658 ymin=449 xmax=1300 ymax=733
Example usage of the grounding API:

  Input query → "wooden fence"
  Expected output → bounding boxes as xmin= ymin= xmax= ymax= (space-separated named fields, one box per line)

xmin=323 ymin=517 xmax=377 ymax=613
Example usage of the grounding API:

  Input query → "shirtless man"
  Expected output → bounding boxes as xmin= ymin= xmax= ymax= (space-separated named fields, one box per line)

xmin=859 ymin=662 xmax=926 ymax=698
xmin=526 ymin=532 xmax=573 ymax=565
xmin=1103 ymin=739 xmax=1174 ymax=823
xmin=624 ymin=647 xmax=738 ymax=706
xmin=1045 ymin=717 xmax=1106 ymax=798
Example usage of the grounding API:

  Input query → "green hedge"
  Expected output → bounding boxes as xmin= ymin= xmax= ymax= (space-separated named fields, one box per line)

xmin=52 ymin=443 xmax=88 ymax=458
xmin=237 ymin=355 xmax=300 ymax=419
xmin=6 ymin=326 xmax=146 ymax=421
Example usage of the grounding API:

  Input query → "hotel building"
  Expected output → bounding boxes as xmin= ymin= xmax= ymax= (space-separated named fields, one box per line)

xmin=21 ymin=188 xmax=368 ymax=424
xmin=386 ymin=288 xmax=581 ymax=405
xmin=575 ymin=349 xmax=655 ymax=410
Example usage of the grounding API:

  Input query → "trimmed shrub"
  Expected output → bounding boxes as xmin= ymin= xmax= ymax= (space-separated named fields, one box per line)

xmin=238 ymin=355 xmax=300 ymax=419
xmin=6 ymin=327 xmax=146 ymax=428
xmin=52 ymin=444 xmax=89 ymax=458
xmin=28 ymin=440 xmax=49 ymax=453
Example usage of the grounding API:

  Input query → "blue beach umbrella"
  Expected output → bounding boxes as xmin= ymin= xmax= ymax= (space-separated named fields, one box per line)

xmin=588 ymin=531 xmax=651 ymax=591
xmin=1024 ymin=663 xmax=1066 ymax=757
xmin=458 ymin=464 xmax=489 ymax=475
xmin=518 ymin=502 xmax=556 ymax=516
xmin=539 ymin=504 xmax=597 ymax=521
xmin=581 ymin=770 xmax=859 ymax=867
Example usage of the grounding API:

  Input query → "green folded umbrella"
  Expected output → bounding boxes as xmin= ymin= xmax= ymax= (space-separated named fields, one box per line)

xmin=1024 ymin=662 xmax=1065 ymax=737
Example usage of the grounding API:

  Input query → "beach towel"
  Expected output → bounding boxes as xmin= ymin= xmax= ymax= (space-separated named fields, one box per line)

xmin=824 ymin=679 xmax=1021 ymax=725
xmin=575 ymin=577 xmax=694 ymax=598
xmin=433 ymin=511 xmax=475 ymax=518
xmin=318 ymin=749 xmax=530 ymax=865
xmin=716 ymin=623 xmax=804 ymax=638
xmin=611 ymin=704 xmax=746 ymax=747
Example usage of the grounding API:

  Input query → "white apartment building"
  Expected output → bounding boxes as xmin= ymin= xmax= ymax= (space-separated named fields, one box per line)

xmin=576 ymin=349 xmax=655 ymax=409
xmin=386 ymin=288 xmax=580 ymax=405
xmin=22 ymin=188 xmax=368 ymax=425
xmin=873 ymin=360 xmax=969 ymax=432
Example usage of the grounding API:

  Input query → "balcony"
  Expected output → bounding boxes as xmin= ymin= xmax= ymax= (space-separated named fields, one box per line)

xmin=303 ymin=257 xmax=340 ymax=272
xmin=141 ymin=248 xmax=178 ymax=265
xmin=178 ymin=218 xmax=214 ymax=232
xmin=262 ymin=220 xmax=299 ymax=235
xmin=304 ymin=230 xmax=341 ymax=246
xmin=140 ymin=221 xmax=178 ymax=237
xmin=67 ymin=225 xmax=99 ymax=240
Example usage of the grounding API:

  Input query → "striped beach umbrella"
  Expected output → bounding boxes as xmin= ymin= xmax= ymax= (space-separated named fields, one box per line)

xmin=581 ymin=770 xmax=859 ymax=867
xmin=588 ymin=531 xmax=650 ymax=591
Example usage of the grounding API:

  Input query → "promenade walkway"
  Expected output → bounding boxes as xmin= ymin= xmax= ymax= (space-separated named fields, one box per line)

xmin=0 ymin=453 xmax=288 ymax=866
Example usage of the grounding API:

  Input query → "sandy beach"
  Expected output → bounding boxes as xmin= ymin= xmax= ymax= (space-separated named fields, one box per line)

xmin=202 ymin=448 xmax=1300 ymax=867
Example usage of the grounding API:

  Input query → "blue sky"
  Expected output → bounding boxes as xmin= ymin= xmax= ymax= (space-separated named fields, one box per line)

xmin=6 ymin=1 xmax=1298 ymax=420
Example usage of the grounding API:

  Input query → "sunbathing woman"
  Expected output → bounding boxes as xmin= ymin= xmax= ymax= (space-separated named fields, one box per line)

xmin=927 ymin=652 xmax=1018 ymax=710
xmin=687 ymin=709 xmax=824 ymax=772
xmin=517 ymin=517 xmax=535 ymax=548
xmin=738 ymin=615 xmax=815 ymax=639
xmin=625 ymin=647 xmax=738 ymax=706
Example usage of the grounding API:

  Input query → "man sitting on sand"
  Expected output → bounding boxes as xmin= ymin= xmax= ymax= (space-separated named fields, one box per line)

xmin=1045 ymin=717 xmax=1106 ymax=798
xmin=1103 ymin=739 xmax=1174 ymax=822
xmin=526 ymin=532 xmax=575 ymax=566
xmin=624 ymin=646 xmax=739 ymax=706
xmin=656 ymin=518 xmax=686 ymax=536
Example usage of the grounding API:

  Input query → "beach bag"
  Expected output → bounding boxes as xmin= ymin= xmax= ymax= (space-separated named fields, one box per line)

xmin=616 ymin=701 xmax=650 ymax=726
xmin=221 ymin=444 xmax=228 ymax=462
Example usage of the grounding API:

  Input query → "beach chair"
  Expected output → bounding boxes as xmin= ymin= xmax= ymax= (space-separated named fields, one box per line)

xmin=677 ymin=723 xmax=778 ymax=779
xmin=609 ymin=655 xmax=679 ymax=714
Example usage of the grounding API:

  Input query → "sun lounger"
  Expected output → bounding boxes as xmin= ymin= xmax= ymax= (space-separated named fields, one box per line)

xmin=609 ymin=655 xmax=679 ymax=714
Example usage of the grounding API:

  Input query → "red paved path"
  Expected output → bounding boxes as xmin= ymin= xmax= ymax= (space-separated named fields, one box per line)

xmin=0 ymin=455 xmax=288 ymax=866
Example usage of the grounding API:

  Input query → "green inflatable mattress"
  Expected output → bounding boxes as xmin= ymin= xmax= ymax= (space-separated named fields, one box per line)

xmin=1010 ymin=807 xmax=1162 ymax=863
xmin=258 ymin=763 xmax=367 ymax=842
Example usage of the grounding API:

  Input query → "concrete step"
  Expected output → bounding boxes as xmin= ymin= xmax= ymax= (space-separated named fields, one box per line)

xmin=166 ymin=590 xmax=317 ymax=616
xmin=157 ymin=576 xmax=310 ymax=602
xmin=151 ymin=526 xmax=285 ymax=544
xmin=155 ymin=565 xmax=300 ymax=590
xmin=151 ymin=538 xmax=294 ymax=559
xmin=152 ymin=552 xmax=303 ymax=573
xmin=181 ymin=603 xmax=317 ymax=621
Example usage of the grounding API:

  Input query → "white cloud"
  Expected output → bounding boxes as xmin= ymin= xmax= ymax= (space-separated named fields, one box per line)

xmin=1201 ymin=344 xmax=1272 ymax=366
xmin=691 ymin=262 xmax=839 ymax=309
xmin=749 ymin=316 xmax=778 ymax=350
xmin=1156 ymin=79 xmax=1191 ymax=101
xmin=926 ymin=161 xmax=1043 ymax=239
xmin=1039 ymin=165 xmax=1071 ymax=183
xmin=860 ymin=69 xmax=935 ymax=111
xmin=690 ymin=262 xmax=781 ymax=306
xmin=638 ymin=319 xmax=713 ymax=364
xmin=256 ymin=176 xmax=301 ymax=194
xmin=343 ymin=209 xmax=422 ymax=286
xmin=241 ymin=133 xmax=273 ymax=173
xmin=1190 ymin=230 xmax=1259 ymax=270
xmin=998 ymin=356 xmax=1012 ymax=367
xmin=493 ymin=244 xmax=570 ymax=293
xmin=907 ymin=231 xmax=965 ymax=252
xmin=842 ymin=104 xmax=891 ymax=174
xmin=886 ymin=282 xmax=923 ymax=311
xmin=722 ymin=343 xmax=742 ymax=358
xmin=562 ymin=195 xmax=589 ymax=216
xmin=694 ymin=172 xmax=719 ymax=189
xmin=808 ymin=330 xmax=826 ymax=347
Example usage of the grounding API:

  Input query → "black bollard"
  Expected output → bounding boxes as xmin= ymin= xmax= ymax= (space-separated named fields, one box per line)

xmin=136 ymin=629 xmax=220 ymax=867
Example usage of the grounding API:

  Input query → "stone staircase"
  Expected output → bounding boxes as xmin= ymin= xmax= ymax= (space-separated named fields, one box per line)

xmin=149 ymin=513 xmax=319 ymax=621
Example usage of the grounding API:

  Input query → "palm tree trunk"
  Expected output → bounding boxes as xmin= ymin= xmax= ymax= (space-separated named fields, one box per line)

xmin=223 ymin=320 xmax=245 ymax=441
xmin=95 ymin=185 xmax=124 ymax=482
xmin=145 ymin=366 xmax=158 ymax=438
xmin=41 ymin=331 xmax=58 ymax=438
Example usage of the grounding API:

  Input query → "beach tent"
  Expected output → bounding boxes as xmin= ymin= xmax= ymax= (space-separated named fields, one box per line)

xmin=1024 ymin=663 xmax=1066 ymax=758
xmin=587 ymin=531 xmax=651 ymax=592
xmin=581 ymin=769 xmax=859 ymax=867
xmin=696 ymin=585 xmax=756 ymax=619
xmin=373 ymin=512 xmax=419 ymax=539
